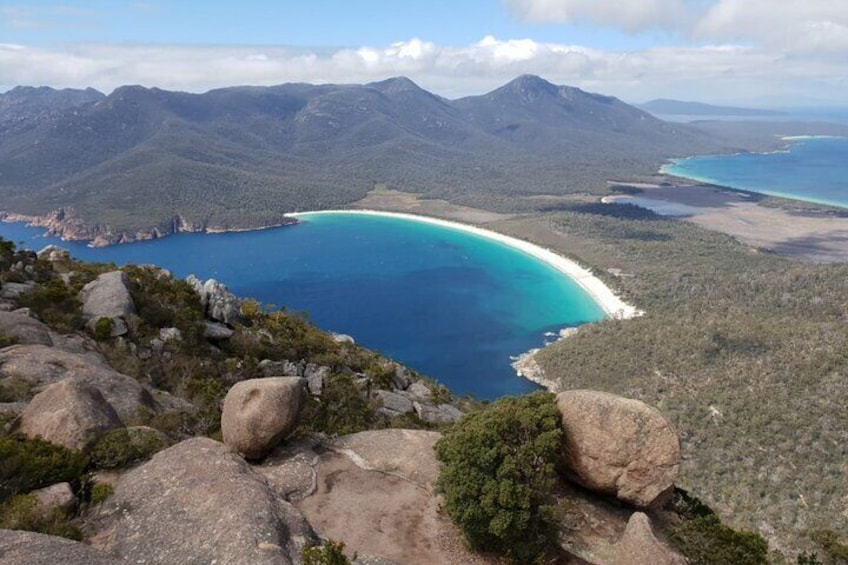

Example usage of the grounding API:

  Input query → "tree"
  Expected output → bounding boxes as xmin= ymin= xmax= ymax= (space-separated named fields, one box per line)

xmin=434 ymin=392 xmax=562 ymax=562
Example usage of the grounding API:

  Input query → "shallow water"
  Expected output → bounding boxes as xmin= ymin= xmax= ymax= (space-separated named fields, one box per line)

xmin=0 ymin=212 xmax=605 ymax=399
xmin=663 ymin=136 xmax=848 ymax=209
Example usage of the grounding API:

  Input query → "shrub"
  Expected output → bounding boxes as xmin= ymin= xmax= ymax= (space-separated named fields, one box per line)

xmin=302 ymin=539 xmax=355 ymax=565
xmin=671 ymin=514 xmax=769 ymax=565
xmin=808 ymin=529 xmax=848 ymax=564
xmin=89 ymin=482 xmax=115 ymax=505
xmin=434 ymin=392 xmax=562 ymax=562
xmin=0 ymin=493 xmax=82 ymax=540
xmin=0 ymin=437 xmax=88 ymax=502
xmin=17 ymin=278 xmax=84 ymax=332
xmin=93 ymin=316 xmax=114 ymax=341
xmin=0 ymin=376 xmax=34 ymax=402
xmin=0 ymin=333 xmax=17 ymax=349
xmin=298 ymin=375 xmax=373 ymax=436
xmin=89 ymin=428 xmax=165 ymax=469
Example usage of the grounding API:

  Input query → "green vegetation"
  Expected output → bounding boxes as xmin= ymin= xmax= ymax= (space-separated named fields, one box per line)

xmin=0 ymin=77 xmax=755 ymax=238
xmin=671 ymin=514 xmax=768 ymax=565
xmin=93 ymin=316 xmax=114 ymax=341
xmin=302 ymin=540 xmax=355 ymax=565
xmin=807 ymin=530 xmax=848 ymax=565
xmin=17 ymin=277 xmax=85 ymax=332
xmin=89 ymin=428 xmax=166 ymax=470
xmin=0 ymin=375 xmax=34 ymax=402
xmin=514 ymin=207 xmax=848 ymax=549
xmin=0 ymin=436 xmax=88 ymax=502
xmin=0 ymin=493 xmax=82 ymax=541
xmin=89 ymin=482 xmax=114 ymax=505
xmin=435 ymin=392 xmax=562 ymax=563
xmin=669 ymin=489 xmax=769 ymax=565
xmin=0 ymin=332 xmax=17 ymax=348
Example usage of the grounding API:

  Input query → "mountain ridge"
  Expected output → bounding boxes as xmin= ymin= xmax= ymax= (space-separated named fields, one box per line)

xmin=0 ymin=75 xmax=735 ymax=245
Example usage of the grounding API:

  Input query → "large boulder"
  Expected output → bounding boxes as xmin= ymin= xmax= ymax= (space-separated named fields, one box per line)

xmin=32 ymin=482 xmax=77 ymax=517
xmin=613 ymin=512 xmax=686 ymax=565
xmin=186 ymin=275 xmax=241 ymax=325
xmin=295 ymin=429 xmax=491 ymax=565
xmin=556 ymin=390 xmax=681 ymax=508
xmin=0 ymin=345 xmax=158 ymax=422
xmin=221 ymin=377 xmax=307 ymax=460
xmin=36 ymin=245 xmax=71 ymax=271
xmin=78 ymin=271 xmax=135 ymax=335
xmin=89 ymin=437 xmax=315 ymax=564
xmin=0 ymin=311 xmax=53 ymax=346
xmin=16 ymin=378 xmax=124 ymax=452
xmin=0 ymin=530 xmax=125 ymax=565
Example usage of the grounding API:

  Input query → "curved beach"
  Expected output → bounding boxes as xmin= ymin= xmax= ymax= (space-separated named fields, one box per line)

xmin=287 ymin=209 xmax=639 ymax=320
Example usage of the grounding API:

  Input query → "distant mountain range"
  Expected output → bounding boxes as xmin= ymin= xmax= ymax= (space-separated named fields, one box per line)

xmin=639 ymin=99 xmax=786 ymax=117
xmin=0 ymin=75 xmax=739 ymax=244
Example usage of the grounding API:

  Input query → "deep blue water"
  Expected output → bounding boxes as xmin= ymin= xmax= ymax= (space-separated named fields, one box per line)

xmin=663 ymin=136 xmax=848 ymax=208
xmin=0 ymin=212 xmax=605 ymax=399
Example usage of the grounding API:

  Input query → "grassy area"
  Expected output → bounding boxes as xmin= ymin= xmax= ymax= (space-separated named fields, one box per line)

xmin=494 ymin=206 xmax=848 ymax=554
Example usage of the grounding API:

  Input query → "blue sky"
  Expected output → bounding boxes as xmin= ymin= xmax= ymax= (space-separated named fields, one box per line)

xmin=2 ymin=0 xmax=673 ymax=49
xmin=2 ymin=1 xmax=847 ymax=104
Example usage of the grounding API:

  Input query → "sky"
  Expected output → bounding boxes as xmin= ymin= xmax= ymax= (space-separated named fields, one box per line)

xmin=1 ymin=0 xmax=847 ymax=105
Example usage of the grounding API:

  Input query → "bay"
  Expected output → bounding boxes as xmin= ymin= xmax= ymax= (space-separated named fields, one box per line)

xmin=0 ymin=211 xmax=605 ymax=399
xmin=663 ymin=136 xmax=848 ymax=209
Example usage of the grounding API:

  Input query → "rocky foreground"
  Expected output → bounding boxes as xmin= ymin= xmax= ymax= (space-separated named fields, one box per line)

xmin=0 ymin=243 xmax=768 ymax=564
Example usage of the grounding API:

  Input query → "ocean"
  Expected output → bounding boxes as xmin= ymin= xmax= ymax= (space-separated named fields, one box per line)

xmin=663 ymin=136 xmax=848 ymax=208
xmin=0 ymin=211 xmax=605 ymax=399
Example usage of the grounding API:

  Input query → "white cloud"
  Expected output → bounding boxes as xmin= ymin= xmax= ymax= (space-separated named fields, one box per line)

xmin=504 ymin=0 xmax=691 ymax=32
xmin=506 ymin=0 xmax=848 ymax=53
xmin=694 ymin=0 xmax=848 ymax=52
xmin=0 ymin=37 xmax=845 ymax=105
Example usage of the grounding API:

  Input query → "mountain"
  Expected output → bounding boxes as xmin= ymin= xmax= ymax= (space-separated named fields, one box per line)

xmin=0 ymin=76 xmax=735 ymax=243
xmin=0 ymin=86 xmax=105 ymax=129
xmin=640 ymin=98 xmax=785 ymax=117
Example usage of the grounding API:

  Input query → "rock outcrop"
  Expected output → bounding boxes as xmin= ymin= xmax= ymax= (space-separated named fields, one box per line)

xmin=90 ymin=437 xmax=315 ymax=564
xmin=295 ymin=429 xmax=492 ymax=565
xmin=186 ymin=275 xmax=241 ymax=325
xmin=556 ymin=390 xmax=681 ymax=508
xmin=0 ymin=311 xmax=53 ymax=346
xmin=613 ymin=512 xmax=686 ymax=565
xmin=78 ymin=271 xmax=135 ymax=336
xmin=0 ymin=345 xmax=158 ymax=421
xmin=221 ymin=377 xmax=307 ymax=460
xmin=0 ymin=530 xmax=126 ymax=565
xmin=32 ymin=482 xmax=77 ymax=517
xmin=16 ymin=378 xmax=124 ymax=452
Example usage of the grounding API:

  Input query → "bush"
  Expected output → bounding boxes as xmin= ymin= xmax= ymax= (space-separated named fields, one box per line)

xmin=0 ymin=437 xmax=89 ymax=502
xmin=0 ymin=333 xmax=17 ymax=349
xmin=0 ymin=376 xmax=34 ymax=402
xmin=434 ymin=392 xmax=562 ymax=562
xmin=93 ymin=316 xmax=114 ymax=341
xmin=89 ymin=482 xmax=115 ymax=505
xmin=808 ymin=529 xmax=848 ymax=564
xmin=0 ymin=493 xmax=82 ymax=540
xmin=17 ymin=278 xmax=84 ymax=333
xmin=298 ymin=375 xmax=374 ymax=436
xmin=671 ymin=514 xmax=769 ymax=565
xmin=302 ymin=539 xmax=355 ymax=565
xmin=89 ymin=428 xmax=165 ymax=469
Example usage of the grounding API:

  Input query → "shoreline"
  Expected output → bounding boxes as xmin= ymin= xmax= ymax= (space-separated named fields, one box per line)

xmin=660 ymin=136 xmax=848 ymax=211
xmin=287 ymin=209 xmax=640 ymax=321
xmin=288 ymin=209 xmax=641 ymax=393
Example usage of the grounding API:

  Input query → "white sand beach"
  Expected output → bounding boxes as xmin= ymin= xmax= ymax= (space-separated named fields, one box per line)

xmin=287 ymin=209 xmax=640 ymax=320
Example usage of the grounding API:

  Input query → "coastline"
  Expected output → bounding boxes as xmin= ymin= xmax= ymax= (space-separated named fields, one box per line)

xmin=288 ymin=209 xmax=641 ymax=393
xmin=660 ymin=136 xmax=848 ymax=210
xmin=287 ymin=209 xmax=640 ymax=321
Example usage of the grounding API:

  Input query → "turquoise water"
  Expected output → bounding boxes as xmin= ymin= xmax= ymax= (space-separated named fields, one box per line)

xmin=663 ymin=136 xmax=848 ymax=208
xmin=0 ymin=212 xmax=605 ymax=399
